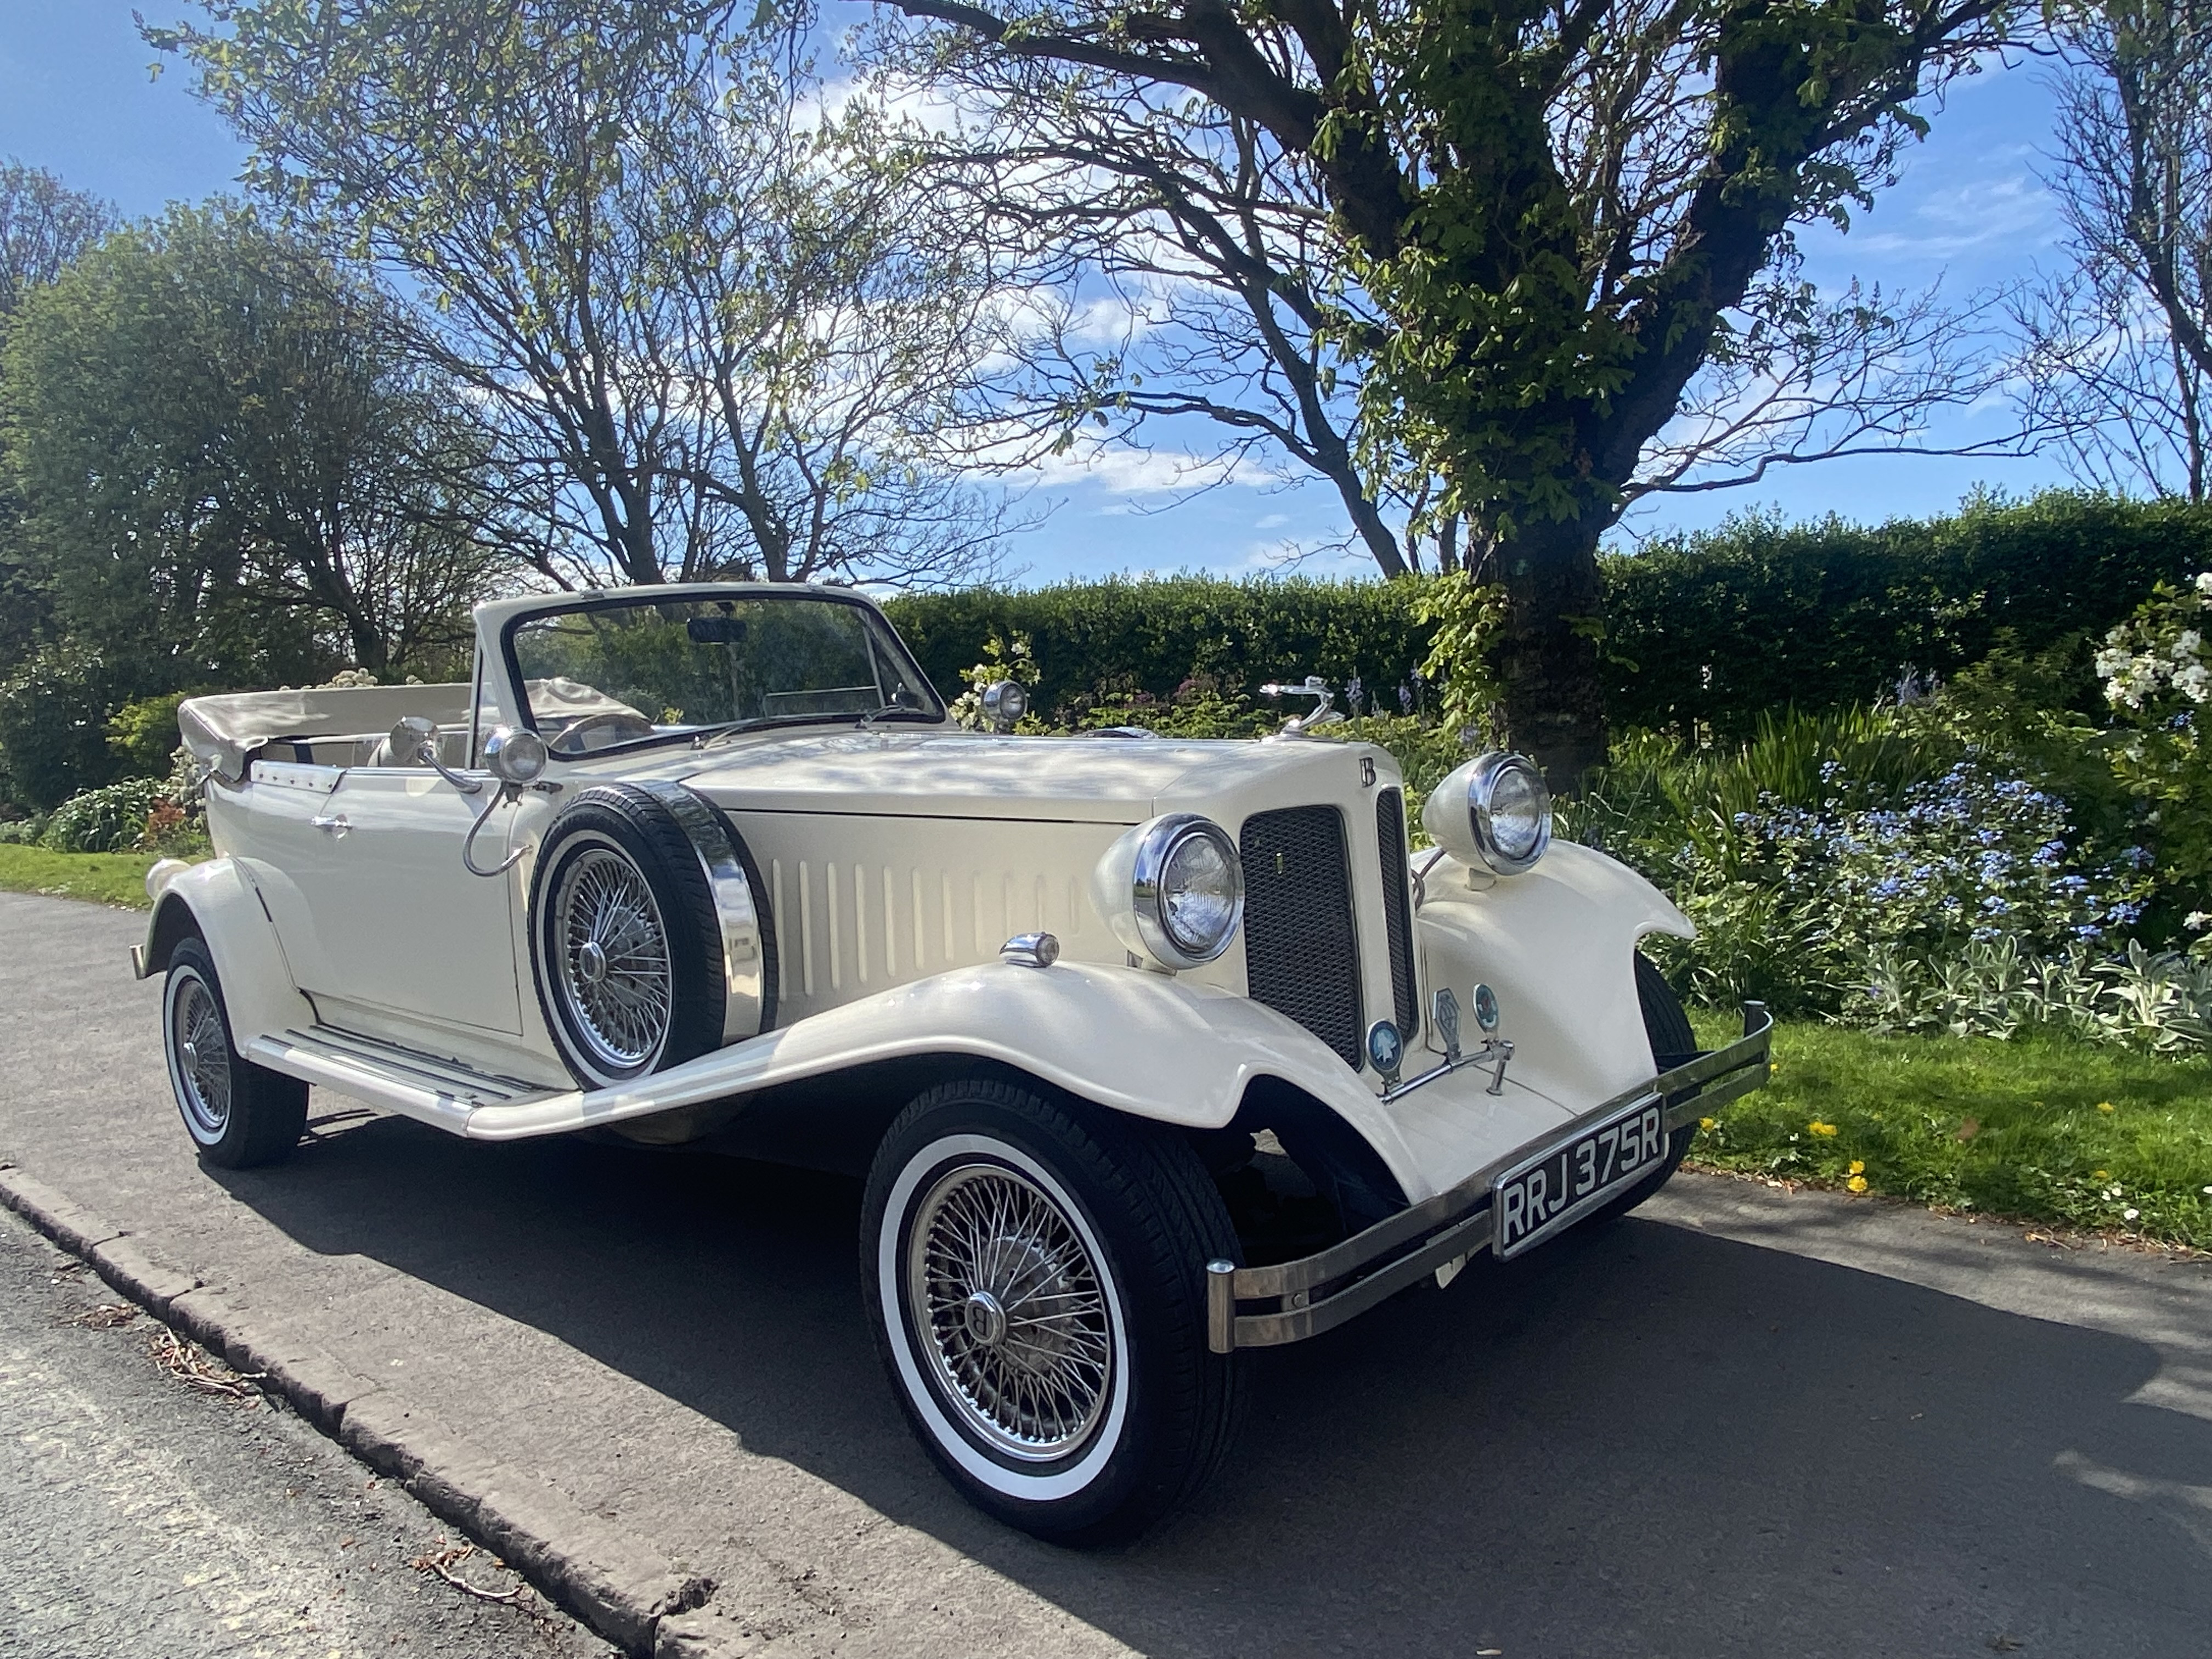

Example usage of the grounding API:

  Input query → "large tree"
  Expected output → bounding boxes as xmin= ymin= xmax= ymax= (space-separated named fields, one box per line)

xmin=0 ymin=161 xmax=117 ymax=324
xmin=0 ymin=163 xmax=119 ymax=673
xmin=2010 ymin=0 xmax=2212 ymax=502
xmin=153 ymin=0 xmax=1017 ymax=590
xmin=889 ymin=0 xmax=2016 ymax=782
xmin=2 ymin=204 xmax=499 ymax=691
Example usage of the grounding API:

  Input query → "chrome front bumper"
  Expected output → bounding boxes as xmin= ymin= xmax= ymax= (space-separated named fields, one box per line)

xmin=1205 ymin=1002 xmax=1775 ymax=1353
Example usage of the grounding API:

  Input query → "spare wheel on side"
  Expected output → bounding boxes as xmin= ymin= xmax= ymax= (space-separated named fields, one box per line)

xmin=529 ymin=781 xmax=776 ymax=1088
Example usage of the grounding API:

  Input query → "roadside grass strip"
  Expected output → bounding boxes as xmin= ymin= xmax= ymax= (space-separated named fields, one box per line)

xmin=0 ymin=844 xmax=156 ymax=908
xmin=1691 ymin=1014 xmax=2212 ymax=1250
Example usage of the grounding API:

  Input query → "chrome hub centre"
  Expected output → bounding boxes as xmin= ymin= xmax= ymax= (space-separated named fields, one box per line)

xmin=962 ymin=1290 xmax=1008 ymax=1347
xmin=576 ymin=939 xmax=608 ymax=985
xmin=180 ymin=1038 xmax=200 ymax=1072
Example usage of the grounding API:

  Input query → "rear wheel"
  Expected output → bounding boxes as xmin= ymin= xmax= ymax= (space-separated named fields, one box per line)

xmin=1582 ymin=951 xmax=1698 ymax=1227
xmin=861 ymin=1075 xmax=1242 ymax=1544
xmin=162 ymin=938 xmax=308 ymax=1169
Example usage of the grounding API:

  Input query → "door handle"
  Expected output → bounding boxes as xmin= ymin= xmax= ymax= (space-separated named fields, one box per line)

xmin=311 ymin=813 xmax=349 ymax=837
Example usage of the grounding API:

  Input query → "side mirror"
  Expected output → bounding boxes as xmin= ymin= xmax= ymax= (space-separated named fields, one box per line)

xmin=388 ymin=714 xmax=438 ymax=765
xmin=388 ymin=713 xmax=485 ymax=796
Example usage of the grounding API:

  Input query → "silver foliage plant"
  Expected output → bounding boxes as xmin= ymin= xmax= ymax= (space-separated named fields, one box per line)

xmin=1860 ymin=938 xmax=2212 ymax=1052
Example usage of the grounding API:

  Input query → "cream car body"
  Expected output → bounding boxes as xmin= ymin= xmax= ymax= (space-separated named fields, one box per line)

xmin=138 ymin=582 xmax=1770 ymax=1539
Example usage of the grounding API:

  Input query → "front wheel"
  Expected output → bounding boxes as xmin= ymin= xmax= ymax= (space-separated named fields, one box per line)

xmin=861 ymin=1075 xmax=1242 ymax=1544
xmin=162 ymin=938 xmax=308 ymax=1169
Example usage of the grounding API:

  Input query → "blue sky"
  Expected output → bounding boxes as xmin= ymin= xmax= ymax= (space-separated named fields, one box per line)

xmin=0 ymin=5 xmax=2080 ymax=585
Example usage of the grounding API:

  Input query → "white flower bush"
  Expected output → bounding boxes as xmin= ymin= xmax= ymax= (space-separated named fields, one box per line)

xmin=2097 ymin=572 xmax=2212 ymax=709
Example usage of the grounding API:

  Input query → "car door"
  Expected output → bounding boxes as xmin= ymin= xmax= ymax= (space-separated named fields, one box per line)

xmin=284 ymin=766 xmax=523 ymax=1036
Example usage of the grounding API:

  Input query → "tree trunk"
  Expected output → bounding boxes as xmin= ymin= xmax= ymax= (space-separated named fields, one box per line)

xmin=1486 ymin=509 xmax=1609 ymax=793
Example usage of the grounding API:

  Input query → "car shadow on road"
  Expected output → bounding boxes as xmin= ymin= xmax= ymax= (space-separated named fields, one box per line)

xmin=219 ymin=1111 xmax=2212 ymax=1659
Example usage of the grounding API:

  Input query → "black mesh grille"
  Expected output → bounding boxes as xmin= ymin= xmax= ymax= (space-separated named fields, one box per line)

xmin=1376 ymin=788 xmax=1420 ymax=1044
xmin=1240 ymin=806 xmax=1362 ymax=1066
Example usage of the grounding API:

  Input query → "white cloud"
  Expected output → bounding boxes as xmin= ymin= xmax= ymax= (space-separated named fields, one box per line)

xmin=1023 ymin=437 xmax=1288 ymax=497
xmin=1852 ymin=171 xmax=2058 ymax=261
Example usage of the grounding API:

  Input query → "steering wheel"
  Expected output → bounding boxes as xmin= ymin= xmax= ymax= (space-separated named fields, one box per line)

xmin=548 ymin=710 xmax=657 ymax=754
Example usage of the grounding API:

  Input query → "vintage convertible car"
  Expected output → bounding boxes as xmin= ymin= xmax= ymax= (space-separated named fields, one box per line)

xmin=134 ymin=582 xmax=1770 ymax=1541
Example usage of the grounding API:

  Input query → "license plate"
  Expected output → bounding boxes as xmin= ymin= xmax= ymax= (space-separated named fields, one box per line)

xmin=1493 ymin=1098 xmax=1667 ymax=1259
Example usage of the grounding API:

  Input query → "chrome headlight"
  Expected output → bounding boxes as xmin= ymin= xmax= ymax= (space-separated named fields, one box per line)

xmin=1092 ymin=812 xmax=1244 ymax=968
xmin=1423 ymin=751 xmax=1552 ymax=875
xmin=484 ymin=725 xmax=549 ymax=787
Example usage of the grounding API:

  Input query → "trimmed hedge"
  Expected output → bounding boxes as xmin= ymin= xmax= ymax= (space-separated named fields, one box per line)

xmin=880 ymin=492 xmax=2212 ymax=732
xmin=883 ymin=575 xmax=1436 ymax=720
xmin=1606 ymin=492 xmax=2212 ymax=735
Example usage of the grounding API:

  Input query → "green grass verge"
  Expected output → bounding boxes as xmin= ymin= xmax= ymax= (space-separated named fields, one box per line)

xmin=1689 ymin=1012 xmax=2212 ymax=1249
xmin=0 ymin=844 xmax=157 ymax=909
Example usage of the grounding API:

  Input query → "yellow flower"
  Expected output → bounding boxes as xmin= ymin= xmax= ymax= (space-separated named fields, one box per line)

xmin=2097 ymin=1101 xmax=2116 ymax=1114
xmin=1808 ymin=1120 xmax=1838 ymax=1138
xmin=2092 ymin=1169 xmax=2111 ymax=1181
xmin=1698 ymin=1116 xmax=1717 ymax=1132
xmin=1848 ymin=1160 xmax=1865 ymax=1176
xmin=1846 ymin=1175 xmax=1869 ymax=1194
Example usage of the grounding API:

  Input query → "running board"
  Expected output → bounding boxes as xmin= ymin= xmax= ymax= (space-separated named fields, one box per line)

xmin=244 ymin=1026 xmax=560 ymax=1135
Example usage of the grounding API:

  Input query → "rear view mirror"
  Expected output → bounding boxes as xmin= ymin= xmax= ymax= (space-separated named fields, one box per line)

xmin=687 ymin=616 xmax=748 ymax=644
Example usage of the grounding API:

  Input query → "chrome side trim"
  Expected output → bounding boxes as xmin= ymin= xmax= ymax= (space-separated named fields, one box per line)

xmin=634 ymin=779 xmax=769 ymax=1043
xmin=1207 ymin=1001 xmax=1774 ymax=1352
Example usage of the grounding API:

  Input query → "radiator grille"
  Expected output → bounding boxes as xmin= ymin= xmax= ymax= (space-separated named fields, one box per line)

xmin=1239 ymin=806 xmax=1362 ymax=1066
xmin=1376 ymin=788 xmax=1420 ymax=1044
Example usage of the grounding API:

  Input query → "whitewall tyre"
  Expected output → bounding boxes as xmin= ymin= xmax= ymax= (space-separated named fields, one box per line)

xmin=861 ymin=1076 xmax=1243 ymax=1543
xmin=162 ymin=939 xmax=308 ymax=1169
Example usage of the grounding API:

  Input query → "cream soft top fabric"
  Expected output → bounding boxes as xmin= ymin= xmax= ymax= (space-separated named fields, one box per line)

xmin=179 ymin=679 xmax=644 ymax=781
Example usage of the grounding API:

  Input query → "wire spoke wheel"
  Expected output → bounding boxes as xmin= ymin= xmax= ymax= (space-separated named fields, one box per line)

xmin=552 ymin=845 xmax=672 ymax=1072
xmin=907 ymin=1161 xmax=1114 ymax=1462
xmin=169 ymin=973 xmax=232 ymax=1139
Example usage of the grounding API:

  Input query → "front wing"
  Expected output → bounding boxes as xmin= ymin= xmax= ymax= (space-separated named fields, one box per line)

xmin=1204 ymin=1003 xmax=1775 ymax=1353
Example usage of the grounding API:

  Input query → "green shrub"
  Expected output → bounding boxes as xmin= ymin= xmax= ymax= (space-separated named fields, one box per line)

xmin=1578 ymin=708 xmax=2164 ymax=1024
xmin=107 ymin=691 xmax=195 ymax=778
xmin=1604 ymin=491 xmax=2212 ymax=736
xmin=40 ymin=775 xmax=165 ymax=853
xmin=882 ymin=575 xmax=1437 ymax=726
xmin=0 ymin=815 xmax=47 ymax=845
xmin=2092 ymin=572 xmax=2212 ymax=941
xmin=1861 ymin=938 xmax=2212 ymax=1051
xmin=879 ymin=493 xmax=2211 ymax=750
xmin=0 ymin=646 xmax=126 ymax=811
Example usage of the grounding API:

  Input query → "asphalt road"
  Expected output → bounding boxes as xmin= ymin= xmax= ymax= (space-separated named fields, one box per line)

xmin=2 ymin=890 xmax=2210 ymax=1658
xmin=0 ymin=1201 xmax=612 ymax=1659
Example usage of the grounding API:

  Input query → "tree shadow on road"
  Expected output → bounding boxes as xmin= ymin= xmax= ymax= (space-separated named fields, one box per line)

xmin=221 ymin=1111 xmax=2212 ymax=1659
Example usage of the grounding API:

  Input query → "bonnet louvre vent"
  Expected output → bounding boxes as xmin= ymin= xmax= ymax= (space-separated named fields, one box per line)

xmin=1376 ymin=788 xmax=1420 ymax=1045
xmin=1239 ymin=806 xmax=1361 ymax=1066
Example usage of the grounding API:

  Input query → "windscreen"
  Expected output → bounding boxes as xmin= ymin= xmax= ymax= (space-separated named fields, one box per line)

xmin=508 ymin=594 xmax=943 ymax=754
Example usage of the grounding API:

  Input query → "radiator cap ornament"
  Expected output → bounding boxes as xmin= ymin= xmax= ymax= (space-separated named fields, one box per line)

xmin=1365 ymin=1019 xmax=1404 ymax=1081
